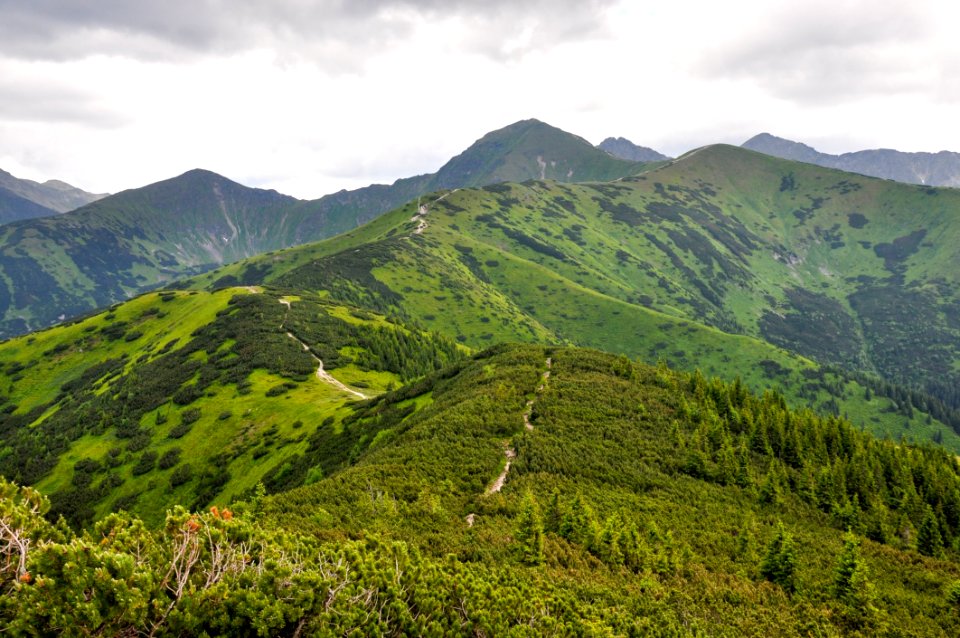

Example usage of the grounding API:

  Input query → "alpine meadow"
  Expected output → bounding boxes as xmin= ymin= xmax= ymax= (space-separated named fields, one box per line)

xmin=2 ymin=118 xmax=960 ymax=637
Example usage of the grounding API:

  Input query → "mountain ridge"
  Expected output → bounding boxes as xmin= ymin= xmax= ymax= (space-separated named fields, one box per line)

xmin=743 ymin=132 xmax=960 ymax=187
xmin=0 ymin=167 xmax=106 ymax=215
xmin=0 ymin=120 xmax=648 ymax=338
xmin=188 ymin=143 xmax=960 ymax=449
xmin=598 ymin=136 xmax=671 ymax=162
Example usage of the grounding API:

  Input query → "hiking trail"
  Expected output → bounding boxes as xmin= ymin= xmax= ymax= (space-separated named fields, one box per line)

xmin=479 ymin=355 xmax=553 ymax=509
xmin=278 ymin=298 xmax=367 ymax=400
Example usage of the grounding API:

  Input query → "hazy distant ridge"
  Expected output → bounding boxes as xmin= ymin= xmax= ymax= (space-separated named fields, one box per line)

xmin=743 ymin=132 xmax=960 ymax=187
xmin=0 ymin=167 xmax=106 ymax=214
xmin=598 ymin=136 xmax=670 ymax=162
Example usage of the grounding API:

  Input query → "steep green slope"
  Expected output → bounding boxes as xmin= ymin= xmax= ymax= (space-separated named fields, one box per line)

xmin=0 ymin=286 xmax=462 ymax=527
xmin=0 ymin=120 xmax=645 ymax=339
xmin=635 ymin=146 xmax=960 ymax=404
xmin=0 ymin=171 xmax=307 ymax=336
xmin=4 ymin=345 xmax=959 ymax=635
xmin=191 ymin=165 xmax=960 ymax=449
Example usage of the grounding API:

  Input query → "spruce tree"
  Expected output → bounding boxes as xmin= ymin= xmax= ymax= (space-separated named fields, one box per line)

xmin=759 ymin=521 xmax=797 ymax=593
xmin=544 ymin=489 xmax=563 ymax=534
xmin=833 ymin=531 xmax=875 ymax=623
xmin=515 ymin=490 xmax=545 ymax=566
xmin=560 ymin=493 xmax=594 ymax=546
xmin=917 ymin=506 xmax=945 ymax=557
xmin=597 ymin=516 xmax=624 ymax=566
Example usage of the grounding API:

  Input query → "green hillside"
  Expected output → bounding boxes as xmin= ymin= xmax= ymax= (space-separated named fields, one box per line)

xmin=188 ymin=152 xmax=960 ymax=450
xmin=0 ymin=286 xmax=462 ymax=527
xmin=3 ymin=345 xmax=959 ymax=635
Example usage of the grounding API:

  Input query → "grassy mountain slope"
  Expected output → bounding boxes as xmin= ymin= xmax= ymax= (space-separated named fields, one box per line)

xmin=0 ymin=121 xmax=645 ymax=339
xmin=6 ymin=344 xmax=959 ymax=635
xmin=0 ymin=170 xmax=311 ymax=336
xmin=339 ymin=146 xmax=959 ymax=410
xmin=0 ymin=286 xmax=462 ymax=527
xmin=190 ymin=156 xmax=960 ymax=449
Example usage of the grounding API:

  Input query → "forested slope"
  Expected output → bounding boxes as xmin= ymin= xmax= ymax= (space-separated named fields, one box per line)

xmin=3 ymin=345 xmax=959 ymax=635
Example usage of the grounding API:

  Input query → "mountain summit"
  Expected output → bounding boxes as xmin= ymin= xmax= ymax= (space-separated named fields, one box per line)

xmin=431 ymin=119 xmax=642 ymax=187
xmin=743 ymin=132 xmax=960 ymax=187
xmin=598 ymin=136 xmax=670 ymax=162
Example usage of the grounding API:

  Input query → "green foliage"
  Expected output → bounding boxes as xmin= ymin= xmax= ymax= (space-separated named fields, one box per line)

xmin=947 ymin=579 xmax=960 ymax=607
xmin=3 ymin=346 xmax=960 ymax=634
xmin=918 ymin=506 xmax=945 ymax=557
xmin=514 ymin=490 xmax=544 ymax=565
xmin=833 ymin=531 xmax=876 ymax=624
xmin=760 ymin=521 xmax=798 ymax=593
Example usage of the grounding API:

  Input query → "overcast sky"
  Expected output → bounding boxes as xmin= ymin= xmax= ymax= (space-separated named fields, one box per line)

xmin=1 ymin=0 xmax=958 ymax=199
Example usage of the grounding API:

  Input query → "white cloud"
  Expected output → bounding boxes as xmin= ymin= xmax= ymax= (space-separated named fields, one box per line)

xmin=1 ymin=0 xmax=959 ymax=197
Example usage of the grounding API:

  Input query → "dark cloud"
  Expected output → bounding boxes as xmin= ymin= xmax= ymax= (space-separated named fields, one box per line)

xmin=0 ymin=0 xmax=618 ymax=63
xmin=694 ymin=2 xmax=935 ymax=104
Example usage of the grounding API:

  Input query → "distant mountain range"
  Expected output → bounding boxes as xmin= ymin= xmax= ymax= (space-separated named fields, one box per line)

xmin=0 ymin=168 xmax=106 ymax=223
xmin=598 ymin=137 xmax=670 ymax=162
xmin=0 ymin=119 xmax=646 ymax=336
xmin=742 ymin=133 xmax=960 ymax=187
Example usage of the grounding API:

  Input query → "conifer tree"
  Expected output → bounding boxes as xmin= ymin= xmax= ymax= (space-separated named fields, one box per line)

xmin=917 ymin=506 xmax=945 ymax=557
xmin=759 ymin=521 xmax=797 ymax=593
xmin=515 ymin=490 xmax=544 ymax=566
xmin=833 ymin=531 xmax=876 ymax=623
xmin=544 ymin=489 xmax=563 ymax=534
xmin=620 ymin=524 xmax=649 ymax=573
xmin=947 ymin=579 xmax=960 ymax=607
xmin=560 ymin=493 xmax=594 ymax=546
xmin=597 ymin=516 xmax=624 ymax=566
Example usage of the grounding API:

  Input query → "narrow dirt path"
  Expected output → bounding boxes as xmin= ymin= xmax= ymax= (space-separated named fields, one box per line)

xmin=277 ymin=298 xmax=368 ymax=400
xmin=409 ymin=189 xmax=460 ymax=236
xmin=485 ymin=447 xmax=516 ymax=495
xmin=523 ymin=356 xmax=552 ymax=431
xmin=478 ymin=355 xmax=553 ymax=506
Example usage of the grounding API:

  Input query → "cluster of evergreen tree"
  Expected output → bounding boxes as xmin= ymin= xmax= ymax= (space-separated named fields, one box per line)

xmin=672 ymin=368 xmax=960 ymax=556
xmin=285 ymin=299 xmax=462 ymax=381
xmin=839 ymin=367 xmax=960 ymax=433
xmin=4 ymin=343 xmax=960 ymax=635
